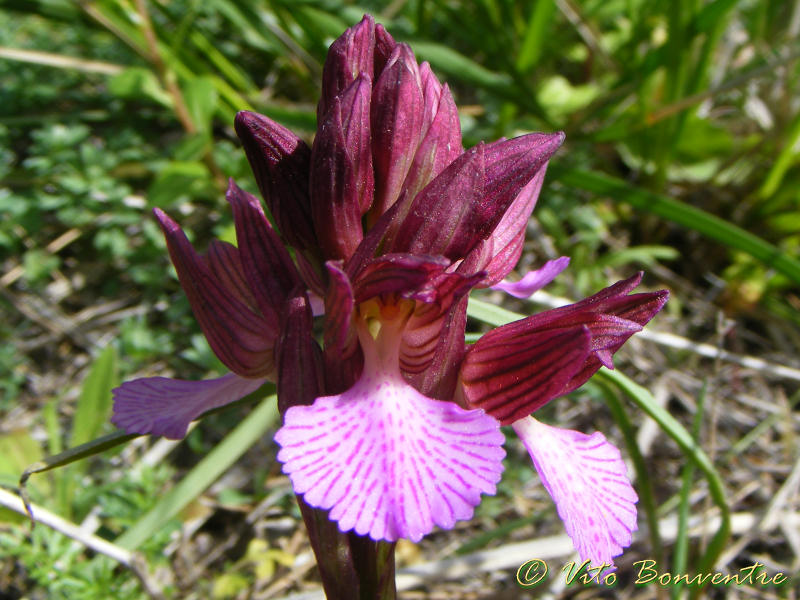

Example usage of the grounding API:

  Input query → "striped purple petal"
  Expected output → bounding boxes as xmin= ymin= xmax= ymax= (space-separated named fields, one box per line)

xmin=111 ymin=373 xmax=266 ymax=439
xmin=275 ymin=370 xmax=505 ymax=542
xmin=512 ymin=416 xmax=638 ymax=567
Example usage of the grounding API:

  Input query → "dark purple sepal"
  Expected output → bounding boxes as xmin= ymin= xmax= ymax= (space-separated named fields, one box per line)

xmin=399 ymin=79 xmax=462 ymax=205
xmin=311 ymin=74 xmax=374 ymax=260
xmin=370 ymin=44 xmax=425 ymax=218
xmin=203 ymin=240 xmax=258 ymax=311
xmin=294 ymin=249 xmax=325 ymax=297
xmin=480 ymin=167 xmax=547 ymax=285
xmin=226 ymin=180 xmax=302 ymax=330
xmin=351 ymin=253 xmax=448 ymax=304
xmin=323 ymin=261 xmax=356 ymax=359
xmin=233 ymin=111 xmax=315 ymax=251
xmin=275 ymin=289 xmax=324 ymax=415
xmin=373 ymin=22 xmax=396 ymax=75
xmin=154 ymin=209 xmax=278 ymax=378
xmin=476 ymin=275 xmax=668 ymax=399
xmin=387 ymin=132 xmax=564 ymax=262
xmin=318 ymin=15 xmax=376 ymax=120
xmin=322 ymin=261 xmax=362 ymax=395
xmin=557 ymin=287 xmax=670 ymax=394
xmin=404 ymin=294 xmax=469 ymax=400
xmin=459 ymin=325 xmax=592 ymax=425
xmin=398 ymin=268 xmax=483 ymax=375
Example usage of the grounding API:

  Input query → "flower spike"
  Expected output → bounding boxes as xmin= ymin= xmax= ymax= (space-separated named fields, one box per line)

xmin=111 ymin=16 xmax=668 ymax=578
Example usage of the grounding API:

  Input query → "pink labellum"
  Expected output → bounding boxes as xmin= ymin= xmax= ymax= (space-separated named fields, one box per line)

xmin=275 ymin=368 xmax=505 ymax=542
xmin=513 ymin=416 xmax=638 ymax=567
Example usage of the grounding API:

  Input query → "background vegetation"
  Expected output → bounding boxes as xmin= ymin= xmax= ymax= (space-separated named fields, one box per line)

xmin=1 ymin=0 xmax=798 ymax=598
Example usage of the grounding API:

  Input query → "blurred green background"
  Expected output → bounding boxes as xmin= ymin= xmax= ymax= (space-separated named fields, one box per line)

xmin=1 ymin=1 xmax=798 ymax=598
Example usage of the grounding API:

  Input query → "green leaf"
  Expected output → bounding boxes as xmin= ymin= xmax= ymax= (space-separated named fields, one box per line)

xmin=108 ymin=67 xmax=173 ymax=108
xmin=0 ymin=430 xmax=46 ymax=524
xmin=0 ymin=430 xmax=45 ymax=491
xmin=70 ymin=345 xmax=118 ymax=448
xmin=22 ymin=249 xmax=60 ymax=284
xmin=147 ymin=160 xmax=213 ymax=207
xmin=183 ymin=76 xmax=218 ymax=135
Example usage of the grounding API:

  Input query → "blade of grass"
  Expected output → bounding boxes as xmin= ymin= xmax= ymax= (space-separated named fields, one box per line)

xmin=758 ymin=109 xmax=800 ymax=199
xmin=671 ymin=380 xmax=706 ymax=600
xmin=552 ymin=166 xmax=800 ymax=285
xmin=19 ymin=430 xmax=139 ymax=519
xmin=70 ymin=345 xmax=118 ymax=448
xmin=516 ymin=0 xmax=556 ymax=73
xmin=115 ymin=394 xmax=278 ymax=551
xmin=596 ymin=367 xmax=730 ymax=589
xmin=596 ymin=382 xmax=663 ymax=566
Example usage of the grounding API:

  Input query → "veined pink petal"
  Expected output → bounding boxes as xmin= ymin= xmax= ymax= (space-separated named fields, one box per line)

xmin=490 ymin=257 xmax=570 ymax=299
xmin=111 ymin=373 xmax=266 ymax=439
xmin=512 ymin=416 xmax=638 ymax=567
xmin=275 ymin=368 xmax=505 ymax=542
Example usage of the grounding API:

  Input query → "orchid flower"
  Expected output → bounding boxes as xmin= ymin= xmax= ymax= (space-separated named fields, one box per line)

xmin=111 ymin=14 xmax=667 ymax=576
